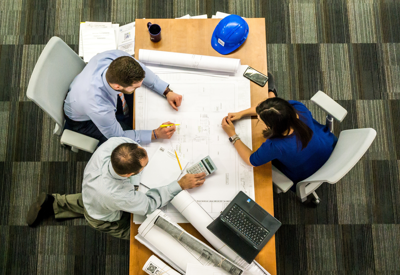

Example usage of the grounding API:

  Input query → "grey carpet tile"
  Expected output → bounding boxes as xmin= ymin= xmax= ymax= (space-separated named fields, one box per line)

xmin=370 ymin=160 xmax=400 ymax=224
xmin=379 ymin=0 xmax=400 ymax=43
xmin=0 ymin=45 xmax=24 ymax=101
xmin=349 ymin=43 xmax=386 ymax=100
xmin=372 ymin=224 xmax=400 ymax=272
xmin=315 ymin=0 xmax=351 ymax=43
xmin=305 ymin=225 xmax=344 ymax=272
xmin=289 ymin=1 xmax=318 ymax=43
xmin=12 ymin=102 xmax=43 ymax=161
xmin=341 ymin=224 xmax=375 ymax=273
xmin=0 ymin=101 xmax=10 ymax=161
xmin=336 ymin=160 xmax=373 ymax=225
xmin=275 ymin=224 xmax=308 ymax=274
xmin=347 ymin=0 xmax=379 ymax=43
xmin=263 ymin=1 xmax=290 ymax=43
xmin=8 ymin=162 xmax=42 ymax=226
xmin=320 ymin=44 xmax=353 ymax=100
xmin=356 ymin=100 xmax=396 ymax=160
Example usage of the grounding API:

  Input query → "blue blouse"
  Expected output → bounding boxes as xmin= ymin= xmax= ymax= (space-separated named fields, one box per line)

xmin=249 ymin=100 xmax=337 ymax=184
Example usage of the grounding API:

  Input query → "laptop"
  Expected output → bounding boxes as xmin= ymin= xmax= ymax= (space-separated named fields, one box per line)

xmin=207 ymin=191 xmax=281 ymax=263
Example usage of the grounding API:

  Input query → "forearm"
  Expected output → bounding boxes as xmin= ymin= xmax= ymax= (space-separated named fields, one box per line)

xmin=239 ymin=106 xmax=257 ymax=117
xmin=233 ymin=139 xmax=254 ymax=166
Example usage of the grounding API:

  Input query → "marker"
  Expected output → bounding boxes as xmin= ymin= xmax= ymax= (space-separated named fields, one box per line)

xmin=159 ymin=124 xmax=180 ymax=128
xmin=174 ymin=150 xmax=182 ymax=171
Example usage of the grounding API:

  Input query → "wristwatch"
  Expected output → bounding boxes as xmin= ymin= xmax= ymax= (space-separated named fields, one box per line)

xmin=229 ymin=134 xmax=240 ymax=145
xmin=163 ymin=86 xmax=172 ymax=97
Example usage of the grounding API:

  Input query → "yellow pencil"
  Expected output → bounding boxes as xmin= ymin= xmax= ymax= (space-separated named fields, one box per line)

xmin=174 ymin=150 xmax=182 ymax=171
xmin=160 ymin=124 xmax=180 ymax=128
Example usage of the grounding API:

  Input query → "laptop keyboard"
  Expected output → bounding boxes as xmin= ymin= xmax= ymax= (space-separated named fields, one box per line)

xmin=222 ymin=204 xmax=270 ymax=247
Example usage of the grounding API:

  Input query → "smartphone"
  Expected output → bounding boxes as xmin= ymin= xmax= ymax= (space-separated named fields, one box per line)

xmin=243 ymin=66 xmax=269 ymax=87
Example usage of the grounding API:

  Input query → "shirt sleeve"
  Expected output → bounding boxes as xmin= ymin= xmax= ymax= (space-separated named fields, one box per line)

xmin=136 ymin=59 xmax=169 ymax=96
xmin=115 ymin=180 xmax=182 ymax=216
xmin=249 ymin=140 xmax=281 ymax=167
xmin=87 ymin=109 xmax=152 ymax=145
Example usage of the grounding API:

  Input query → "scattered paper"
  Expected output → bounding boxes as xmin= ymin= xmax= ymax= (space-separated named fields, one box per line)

xmin=143 ymin=255 xmax=180 ymax=275
xmin=82 ymin=27 xmax=116 ymax=62
xmin=118 ymin=22 xmax=135 ymax=55
xmin=186 ymin=263 xmax=227 ymax=275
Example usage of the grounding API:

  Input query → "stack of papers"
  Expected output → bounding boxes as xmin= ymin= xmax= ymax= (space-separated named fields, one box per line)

xmin=211 ymin=11 xmax=245 ymax=19
xmin=176 ymin=14 xmax=207 ymax=19
xmin=79 ymin=21 xmax=135 ymax=62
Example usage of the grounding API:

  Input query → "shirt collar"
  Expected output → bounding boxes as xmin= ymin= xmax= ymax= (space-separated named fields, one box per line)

xmin=108 ymin=162 xmax=126 ymax=180
xmin=102 ymin=68 xmax=119 ymax=97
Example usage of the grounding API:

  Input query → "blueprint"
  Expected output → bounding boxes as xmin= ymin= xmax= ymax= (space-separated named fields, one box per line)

xmin=135 ymin=60 xmax=254 ymax=222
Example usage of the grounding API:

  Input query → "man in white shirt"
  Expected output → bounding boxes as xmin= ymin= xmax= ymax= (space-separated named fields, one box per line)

xmin=26 ymin=137 xmax=206 ymax=239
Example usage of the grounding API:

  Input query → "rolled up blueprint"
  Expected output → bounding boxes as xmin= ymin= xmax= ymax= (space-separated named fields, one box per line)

xmin=171 ymin=190 xmax=271 ymax=275
xmin=143 ymin=255 xmax=180 ymax=275
xmin=138 ymin=49 xmax=241 ymax=75
xmin=154 ymin=216 xmax=243 ymax=275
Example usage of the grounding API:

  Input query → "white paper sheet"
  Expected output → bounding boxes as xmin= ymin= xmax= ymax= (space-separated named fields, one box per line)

xmin=186 ymin=263 xmax=226 ymax=275
xmin=82 ymin=28 xmax=116 ymax=62
xmin=190 ymin=14 xmax=207 ymax=19
xmin=118 ymin=22 xmax=135 ymax=55
xmin=135 ymin=63 xmax=254 ymax=222
xmin=138 ymin=49 xmax=241 ymax=75
xmin=140 ymin=146 xmax=188 ymax=189
xmin=79 ymin=22 xmax=112 ymax=57
xmin=143 ymin=255 xmax=181 ymax=275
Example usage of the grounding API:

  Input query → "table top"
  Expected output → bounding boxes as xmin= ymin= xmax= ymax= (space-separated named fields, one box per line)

xmin=131 ymin=18 xmax=275 ymax=275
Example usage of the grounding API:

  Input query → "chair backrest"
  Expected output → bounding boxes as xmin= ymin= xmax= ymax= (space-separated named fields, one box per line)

xmin=299 ymin=128 xmax=376 ymax=184
xmin=26 ymin=36 xmax=85 ymax=129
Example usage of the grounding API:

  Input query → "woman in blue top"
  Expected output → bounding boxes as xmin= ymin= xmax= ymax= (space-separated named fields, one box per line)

xmin=221 ymin=75 xmax=337 ymax=191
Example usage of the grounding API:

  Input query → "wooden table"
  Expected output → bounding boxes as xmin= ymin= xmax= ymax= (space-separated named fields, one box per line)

xmin=130 ymin=18 xmax=275 ymax=275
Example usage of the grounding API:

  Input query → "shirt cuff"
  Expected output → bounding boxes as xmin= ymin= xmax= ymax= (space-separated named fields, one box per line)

xmin=139 ymin=130 xmax=152 ymax=145
xmin=168 ymin=180 xmax=182 ymax=196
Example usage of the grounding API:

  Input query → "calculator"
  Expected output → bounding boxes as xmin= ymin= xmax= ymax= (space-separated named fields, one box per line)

xmin=186 ymin=156 xmax=217 ymax=176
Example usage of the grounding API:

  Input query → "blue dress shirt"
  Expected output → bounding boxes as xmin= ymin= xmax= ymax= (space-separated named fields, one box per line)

xmin=250 ymin=100 xmax=337 ymax=184
xmin=64 ymin=50 xmax=169 ymax=145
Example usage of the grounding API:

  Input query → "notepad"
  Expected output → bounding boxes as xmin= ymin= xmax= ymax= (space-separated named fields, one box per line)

xmin=140 ymin=146 xmax=189 ymax=189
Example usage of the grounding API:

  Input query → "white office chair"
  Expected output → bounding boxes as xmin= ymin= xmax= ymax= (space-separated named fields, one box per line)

xmin=26 ymin=36 xmax=99 ymax=153
xmin=272 ymin=91 xmax=376 ymax=204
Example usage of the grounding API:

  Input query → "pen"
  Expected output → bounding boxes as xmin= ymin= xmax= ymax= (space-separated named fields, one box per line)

xmin=160 ymin=124 xmax=180 ymax=128
xmin=174 ymin=150 xmax=183 ymax=171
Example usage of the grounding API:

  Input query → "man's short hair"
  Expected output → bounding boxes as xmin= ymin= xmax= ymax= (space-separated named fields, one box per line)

xmin=106 ymin=56 xmax=146 ymax=87
xmin=111 ymin=143 xmax=147 ymax=175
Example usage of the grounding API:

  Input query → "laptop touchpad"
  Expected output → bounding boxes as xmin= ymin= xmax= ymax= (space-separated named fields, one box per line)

xmin=249 ymin=204 xmax=267 ymax=222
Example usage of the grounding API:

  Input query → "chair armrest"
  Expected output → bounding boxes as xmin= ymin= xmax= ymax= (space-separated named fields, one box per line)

xmin=272 ymin=165 xmax=294 ymax=193
xmin=60 ymin=129 xmax=99 ymax=153
xmin=311 ymin=91 xmax=347 ymax=122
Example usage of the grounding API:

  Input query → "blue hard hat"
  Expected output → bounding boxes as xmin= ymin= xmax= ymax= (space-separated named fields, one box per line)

xmin=211 ymin=14 xmax=249 ymax=55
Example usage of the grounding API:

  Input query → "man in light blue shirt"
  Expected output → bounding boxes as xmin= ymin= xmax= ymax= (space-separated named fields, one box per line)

xmin=64 ymin=50 xmax=183 ymax=145
xmin=26 ymin=137 xmax=206 ymax=240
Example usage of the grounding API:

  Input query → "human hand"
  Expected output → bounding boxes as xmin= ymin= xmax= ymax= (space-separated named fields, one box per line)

xmin=221 ymin=116 xmax=236 ymax=137
xmin=227 ymin=112 xmax=243 ymax=122
xmin=154 ymin=121 xmax=176 ymax=139
xmin=178 ymin=173 xmax=206 ymax=190
xmin=166 ymin=91 xmax=182 ymax=111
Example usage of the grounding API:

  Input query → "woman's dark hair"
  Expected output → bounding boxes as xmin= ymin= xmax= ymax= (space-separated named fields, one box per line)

xmin=256 ymin=98 xmax=313 ymax=150
xmin=106 ymin=56 xmax=146 ymax=87
xmin=111 ymin=143 xmax=147 ymax=175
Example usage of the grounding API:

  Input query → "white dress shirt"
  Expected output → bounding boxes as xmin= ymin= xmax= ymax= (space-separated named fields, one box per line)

xmin=82 ymin=137 xmax=182 ymax=222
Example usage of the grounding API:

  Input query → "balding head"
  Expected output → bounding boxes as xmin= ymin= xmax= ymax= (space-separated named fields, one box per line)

xmin=111 ymin=143 xmax=148 ymax=176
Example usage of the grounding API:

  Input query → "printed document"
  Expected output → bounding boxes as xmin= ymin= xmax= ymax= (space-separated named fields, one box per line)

xmin=135 ymin=51 xmax=254 ymax=222
xmin=143 ymin=255 xmax=180 ymax=275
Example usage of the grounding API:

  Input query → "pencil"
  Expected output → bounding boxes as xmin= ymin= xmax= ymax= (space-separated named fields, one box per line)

xmin=174 ymin=150 xmax=182 ymax=171
xmin=160 ymin=124 xmax=180 ymax=128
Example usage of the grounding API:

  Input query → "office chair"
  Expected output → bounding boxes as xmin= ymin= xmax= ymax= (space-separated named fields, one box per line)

xmin=272 ymin=91 xmax=376 ymax=204
xmin=26 ymin=36 xmax=99 ymax=153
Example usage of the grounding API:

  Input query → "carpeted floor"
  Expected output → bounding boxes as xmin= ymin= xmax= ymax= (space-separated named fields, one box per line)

xmin=1 ymin=0 xmax=400 ymax=274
